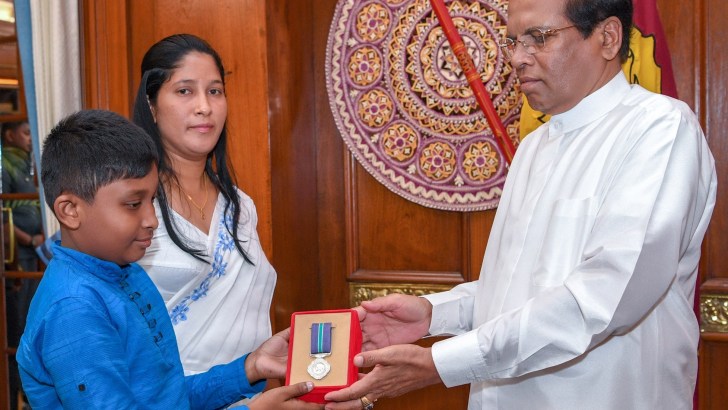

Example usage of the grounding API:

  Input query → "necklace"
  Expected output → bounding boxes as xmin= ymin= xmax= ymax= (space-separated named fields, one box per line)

xmin=175 ymin=176 xmax=209 ymax=220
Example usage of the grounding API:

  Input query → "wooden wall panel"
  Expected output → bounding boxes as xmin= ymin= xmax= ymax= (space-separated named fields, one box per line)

xmin=354 ymin=170 xmax=465 ymax=273
xmin=312 ymin=0 xmax=351 ymax=314
xmin=655 ymin=0 xmax=697 ymax=108
xmin=81 ymin=0 xmax=132 ymax=115
xmin=702 ymin=0 xmax=728 ymax=283
xmin=700 ymin=336 xmax=728 ymax=410
xmin=266 ymin=0 xmax=324 ymax=328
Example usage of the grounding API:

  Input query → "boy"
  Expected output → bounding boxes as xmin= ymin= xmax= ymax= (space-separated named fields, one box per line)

xmin=17 ymin=110 xmax=321 ymax=409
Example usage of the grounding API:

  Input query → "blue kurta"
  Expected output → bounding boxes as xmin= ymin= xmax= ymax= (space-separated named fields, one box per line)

xmin=18 ymin=243 xmax=265 ymax=409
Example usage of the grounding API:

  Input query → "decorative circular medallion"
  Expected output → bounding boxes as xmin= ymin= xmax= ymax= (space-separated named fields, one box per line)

xmin=355 ymin=3 xmax=392 ymax=42
xmin=382 ymin=121 xmax=419 ymax=163
xmin=327 ymin=0 xmax=521 ymax=211
xmin=349 ymin=46 xmax=384 ymax=87
xmin=463 ymin=141 xmax=499 ymax=181
xmin=307 ymin=357 xmax=332 ymax=380
xmin=357 ymin=88 xmax=395 ymax=129
xmin=420 ymin=141 xmax=457 ymax=181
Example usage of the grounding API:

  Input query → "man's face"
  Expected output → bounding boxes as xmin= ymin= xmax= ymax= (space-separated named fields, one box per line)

xmin=6 ymin=122 xmax=32 ymax=153
xmin=507 ymin=0 xmax=607 ymax=115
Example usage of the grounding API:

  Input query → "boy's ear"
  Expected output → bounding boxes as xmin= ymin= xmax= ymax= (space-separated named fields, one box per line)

xmin=54 ymin=193 xmax=83 ymax=230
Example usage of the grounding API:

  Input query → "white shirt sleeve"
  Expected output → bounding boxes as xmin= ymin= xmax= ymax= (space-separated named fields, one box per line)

xmin=423 ymin=281 xmax=477 ymax=336
xmin=429 ymin=101 xmax=716 ymax=387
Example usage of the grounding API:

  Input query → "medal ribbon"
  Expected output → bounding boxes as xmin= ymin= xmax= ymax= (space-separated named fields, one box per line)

xmin=310 ymin=322 xmax=332 ymax=355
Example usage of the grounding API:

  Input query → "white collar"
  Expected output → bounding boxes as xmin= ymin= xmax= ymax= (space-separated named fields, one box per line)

xmin=549 ymin=72 xmax=631 ymax=135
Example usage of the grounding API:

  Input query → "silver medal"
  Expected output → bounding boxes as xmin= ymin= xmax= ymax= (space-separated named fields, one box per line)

xmin=307 ymin=355 xmax=331 ymax=379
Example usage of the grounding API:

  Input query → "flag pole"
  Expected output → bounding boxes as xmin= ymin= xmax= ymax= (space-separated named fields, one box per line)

xmin=429 ymin=0 xmax=516 ymax=164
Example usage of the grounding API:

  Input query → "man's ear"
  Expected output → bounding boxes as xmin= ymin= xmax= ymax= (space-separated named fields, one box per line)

xmin=3 ymin=130 xmax=14 ymax=145
xmin=600 ymin=16 xmax=623 ymax=61
xmin=54 ymin=193 xmax=83 ymax=230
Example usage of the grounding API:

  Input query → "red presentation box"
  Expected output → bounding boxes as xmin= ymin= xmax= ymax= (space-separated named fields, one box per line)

xmin=285 ymin=309 xmax=362 ymax=403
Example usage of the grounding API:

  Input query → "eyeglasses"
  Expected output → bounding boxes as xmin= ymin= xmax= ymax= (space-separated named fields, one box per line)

xmin=499 ymin=25 xmax=576 ymax=60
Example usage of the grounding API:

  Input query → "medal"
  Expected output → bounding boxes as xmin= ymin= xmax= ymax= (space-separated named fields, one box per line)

xmin=307 ymin=322 xmax=332 ymax=379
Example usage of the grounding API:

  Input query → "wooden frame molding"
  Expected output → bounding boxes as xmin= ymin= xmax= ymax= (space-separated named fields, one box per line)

xmin=81 ymin=0 xmax=132 ymax=114
xmin=349 ymin=282 xmax=454 ymax=307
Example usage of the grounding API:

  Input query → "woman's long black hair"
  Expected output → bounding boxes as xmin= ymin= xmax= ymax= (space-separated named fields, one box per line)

xmin=132 ymin=33 xmax=252 ymax=264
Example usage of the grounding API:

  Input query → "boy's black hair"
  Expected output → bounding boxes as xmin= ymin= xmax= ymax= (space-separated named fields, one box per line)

xmin=132 ymin=33 xmax=251 ymax=264
xmin=41 ymin=110 xmax=159 ymax=211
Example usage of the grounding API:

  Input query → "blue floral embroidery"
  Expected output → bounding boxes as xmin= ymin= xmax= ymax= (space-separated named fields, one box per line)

xmin=169 ymin=209 xmax=239 ymax=325
xmin=218 ymin=224 xmax=236 ymax=252
xmin=211 ymin=253 xmax=228 ymax=278
xmin=190 ymin=278 xmax=211 ymax=301
xmin=170 ymin=301 xmax=190 ymax=325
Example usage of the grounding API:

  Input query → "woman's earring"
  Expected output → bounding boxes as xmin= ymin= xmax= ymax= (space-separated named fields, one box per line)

xmin=146 ymin=96 xmax=157 ymax=124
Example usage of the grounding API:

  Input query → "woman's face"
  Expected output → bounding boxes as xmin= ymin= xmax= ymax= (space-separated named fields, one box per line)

xmin=151 ymin=51 xmax=227 ymax=162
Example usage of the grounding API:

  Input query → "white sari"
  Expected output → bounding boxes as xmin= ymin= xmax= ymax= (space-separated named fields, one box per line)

xmin=139 ymin=190 xmax=277 ymax=376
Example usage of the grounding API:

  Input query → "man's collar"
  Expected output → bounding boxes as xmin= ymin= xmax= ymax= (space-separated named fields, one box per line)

xmin=550 ymin=72 xmax=631 ymax=134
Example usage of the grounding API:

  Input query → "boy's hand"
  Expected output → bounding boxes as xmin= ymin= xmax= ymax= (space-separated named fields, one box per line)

xmin=245 ymin=328 xmax=291 ymax=382
xmin=248 ymin=382 xmax=324 ymax=410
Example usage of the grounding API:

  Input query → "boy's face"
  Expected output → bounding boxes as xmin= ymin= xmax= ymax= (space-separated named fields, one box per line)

xmin=72 ymin=166 xmax=159 ymax=265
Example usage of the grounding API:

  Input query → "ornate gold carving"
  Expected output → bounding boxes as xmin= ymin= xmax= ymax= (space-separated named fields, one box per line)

xmin=349 ymin=282 xmax=455 ymax=307
xmin=700 ymin=294 xmax=728 ymax=333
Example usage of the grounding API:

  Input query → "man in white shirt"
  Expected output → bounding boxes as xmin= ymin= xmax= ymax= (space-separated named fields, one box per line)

xmin=324 ymin=0 xmax=717 ymax=409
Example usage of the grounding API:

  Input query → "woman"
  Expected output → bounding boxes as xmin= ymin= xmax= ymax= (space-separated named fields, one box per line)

xmin=132 ymin=34 xmax=277 ymax=377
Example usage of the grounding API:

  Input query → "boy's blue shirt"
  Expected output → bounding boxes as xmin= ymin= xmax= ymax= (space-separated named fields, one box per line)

xmin=17 ymin=243 xmax=264 ymax=409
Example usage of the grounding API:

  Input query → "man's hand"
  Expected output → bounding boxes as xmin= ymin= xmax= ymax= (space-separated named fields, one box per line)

xmin=322 ymin=344 xmax=442 ymax=409
xmin=245 ymin=328 xmax=290 ymax=382
xmin=248 ymin=382 xmax=324 ymax=410
xmin=356 ymin=294 xmax=433 ymax=350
